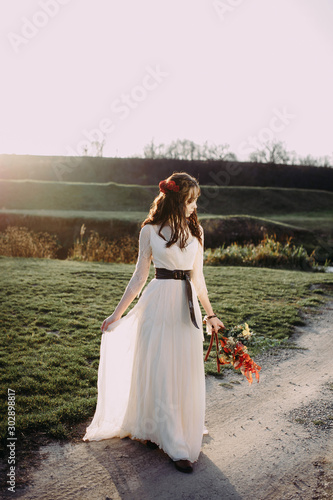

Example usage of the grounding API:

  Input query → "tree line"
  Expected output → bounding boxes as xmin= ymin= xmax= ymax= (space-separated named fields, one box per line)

xmin=142 ymin=139 xmax=332 ymax=167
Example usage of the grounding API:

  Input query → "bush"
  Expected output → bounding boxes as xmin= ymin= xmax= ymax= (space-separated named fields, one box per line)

xmin=68 ymin=224 xmax=138 ymax=263
xmin=204 ymin=234 xmax=316 ymax=270
xmin=0 ymin=226 xmax=60 ymax=258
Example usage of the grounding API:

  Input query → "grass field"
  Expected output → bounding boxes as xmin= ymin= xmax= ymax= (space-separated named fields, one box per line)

xmin=1 ymin=180 xmax=333 ymax=216
xmin=0 ymin=180 xmax=155 ymax=212
xmin=262 ymin=213 xmax=333 ymax=234
xmin=1 ymin=256 xmax=332 ymax=448
xmin=0 ymin=209 xmax=147 ymax=222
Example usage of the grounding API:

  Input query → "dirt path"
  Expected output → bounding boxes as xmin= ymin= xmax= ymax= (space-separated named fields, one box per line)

xmin=5 ymin=302 xmax=333 ymax=499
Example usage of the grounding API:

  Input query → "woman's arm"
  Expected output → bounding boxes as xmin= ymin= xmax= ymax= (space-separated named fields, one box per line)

xmin=101 ymin=225 xmax=152 ymax=332
xmin=191 ymin=227 xmax=225 ymax=333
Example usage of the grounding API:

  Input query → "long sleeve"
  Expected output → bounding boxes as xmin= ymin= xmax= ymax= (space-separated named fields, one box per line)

xmin=191 ymin=226 xmax=209 ymax=300
xmin=113 ymin=225 xmax=152 ymax=318
xmin=192 ymin=227 xmax=222 ymax=334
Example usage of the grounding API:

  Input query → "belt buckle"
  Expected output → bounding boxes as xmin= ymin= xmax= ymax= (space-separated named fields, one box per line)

xmin=173 ymin=270 xmax=183 ymax=280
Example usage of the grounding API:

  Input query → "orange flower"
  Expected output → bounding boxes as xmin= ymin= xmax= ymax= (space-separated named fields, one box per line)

xmin=204 ymin=330 xmax=261 ymax=383
xmin=219 ymin=338 xmax=261 ymax=384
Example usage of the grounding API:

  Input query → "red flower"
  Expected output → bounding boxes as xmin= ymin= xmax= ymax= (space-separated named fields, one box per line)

xmin=219 ymin=338 xmax=261 ymax=384
xmin=159 ymin=179 xmax=180 ymax=194
xmin=204 ymin=332 xmax=261 ymax=384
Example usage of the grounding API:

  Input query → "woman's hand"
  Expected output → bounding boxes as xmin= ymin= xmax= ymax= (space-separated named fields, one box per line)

xmin=206 ymin=316 xmax=225 ymax=334
xmin=101 ymin=313 xmax=121 ymax=333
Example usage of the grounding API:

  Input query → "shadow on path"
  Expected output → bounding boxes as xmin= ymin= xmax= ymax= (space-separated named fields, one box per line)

xmin=11 ymin=435 xmax=242 ymax=500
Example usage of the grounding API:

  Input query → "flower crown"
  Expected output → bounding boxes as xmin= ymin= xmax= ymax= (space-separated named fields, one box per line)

xmin=159 ymin=179 xmax=180 ymax=194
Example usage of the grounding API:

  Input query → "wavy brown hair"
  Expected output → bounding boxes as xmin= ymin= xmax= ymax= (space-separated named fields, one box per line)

xmin=142 ymin=172 xmax=202 ymax=249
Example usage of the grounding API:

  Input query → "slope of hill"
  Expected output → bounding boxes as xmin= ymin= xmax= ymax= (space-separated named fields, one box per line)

xmin=0 ymin=154 xmax=332 ymax=190
xmin=1 ymin=179 xmax=333 ymax=216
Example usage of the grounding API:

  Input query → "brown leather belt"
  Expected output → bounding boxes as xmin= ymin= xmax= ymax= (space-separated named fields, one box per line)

xmin=154 ymin=268 xmax=199 ymax=329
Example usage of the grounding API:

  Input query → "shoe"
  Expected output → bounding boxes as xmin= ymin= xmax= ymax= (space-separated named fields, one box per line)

xmin=174 ymin=460 xmax=193 ymax=473
xmin=146 ymin=440 xmax=158 ymax=450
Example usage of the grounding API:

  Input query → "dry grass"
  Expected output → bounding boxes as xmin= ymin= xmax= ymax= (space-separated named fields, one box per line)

xmin=0 ymin=226 xmax=60 ymax=258
xmin=0 ymin=225 xmax=326 ymax=270
xmin=204 ymin=234 xmax=317 ymax=270
xmin=67 ymin=224 xmax=138 ymax=263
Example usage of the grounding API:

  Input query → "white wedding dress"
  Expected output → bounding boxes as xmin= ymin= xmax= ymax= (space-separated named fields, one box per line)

xmin=83 ymin=224 xmax=208 ymax=463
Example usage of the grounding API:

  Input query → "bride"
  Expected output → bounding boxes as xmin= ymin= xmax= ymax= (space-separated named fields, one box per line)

xmin=83 ymin=172 xmax=224 ymax=473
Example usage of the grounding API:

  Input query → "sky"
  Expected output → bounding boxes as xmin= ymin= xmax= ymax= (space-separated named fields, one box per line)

xmin=1 ymin=0 xmax=333 ymax=161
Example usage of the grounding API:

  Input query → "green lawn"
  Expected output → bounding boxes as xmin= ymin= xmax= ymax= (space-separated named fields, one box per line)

xmin=1 ymin=256 xmax=332 ymax=448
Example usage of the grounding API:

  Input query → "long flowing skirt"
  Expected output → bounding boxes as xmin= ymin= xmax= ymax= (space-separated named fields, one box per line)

xmin=83 ymin=278 xmax=205 ymax=463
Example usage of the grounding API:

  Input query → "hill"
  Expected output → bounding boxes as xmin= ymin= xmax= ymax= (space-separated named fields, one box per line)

xmin=0 ymin=154 xmax=332 ymax=190
xmin=1 ymin=180 xmax=332 ymax=215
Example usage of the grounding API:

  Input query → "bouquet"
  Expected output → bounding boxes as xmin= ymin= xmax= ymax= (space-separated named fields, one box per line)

xmin=204 ymin=322 xmax=261 ymax=384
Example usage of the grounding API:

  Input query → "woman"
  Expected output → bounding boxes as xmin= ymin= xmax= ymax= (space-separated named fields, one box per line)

xmin=83 ymin=172 xmax=224 ymax=473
